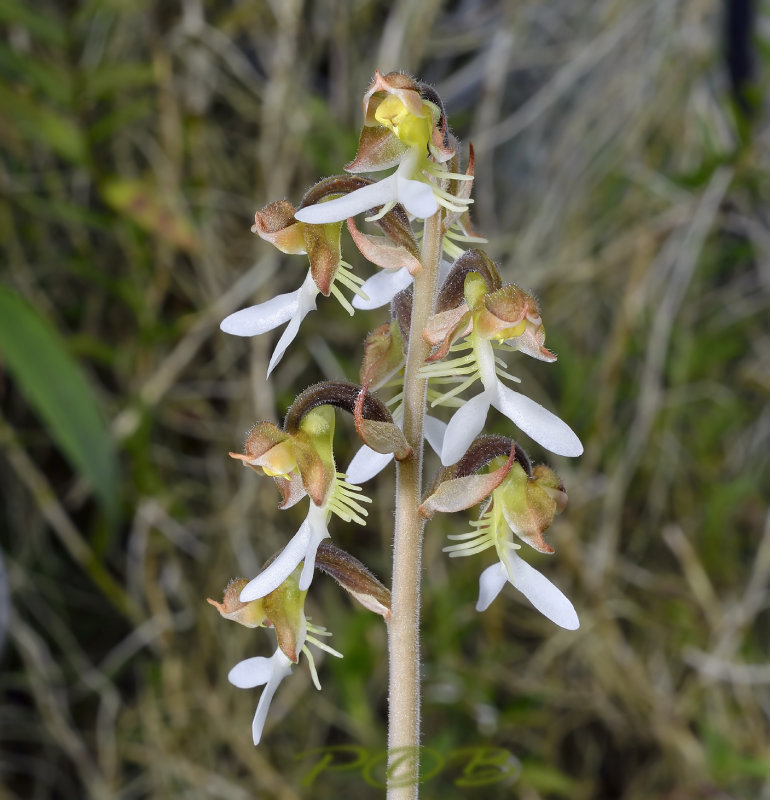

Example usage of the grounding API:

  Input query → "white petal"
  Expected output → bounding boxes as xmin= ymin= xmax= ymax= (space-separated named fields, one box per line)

xmin=345 ymin=445 xmax=394 ymax=484
xmin=228 ymin=656 xmax=274 ymax=689
xmin=440 ymin=391 xmax=491 ymax=466
xmin=503 ymin=549 xmax=580 ymax=630
xmin=352 ymin=267 xmax=413 ymax=310
xmin=423 ymin=414 xmax=447 ymax=457
xmin=293 ymin=177 xmax=398 ymax=224
xmin=297 ymin=520 xmax=330 ymax=591
xmin=395 ymin=175 xmax=439 ymax=218
xmin=220 ymin=291 xmax=299 ymax=336
xmin=492 ymin=384 xmax=583 ymax=457
xmin=239 ymin=519 xmax=312 ymax=602
xmin=266 ymin=273 xmax=318 ymax=376
xmin=476 ymin=562 xmax=508 ymax=612
xmin=251 ymin=650 xmax=293 ymax=745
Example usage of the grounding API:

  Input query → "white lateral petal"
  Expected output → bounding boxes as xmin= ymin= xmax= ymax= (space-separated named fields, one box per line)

xmin=220 ymin=291 xmax=299 ymax=336
xmin=228 ymin=656 xmax=274 ymax=689
xmin=266 ymin=273 xmax=318 ymax=376
xmin=504 ymin=550 xmax=580 ymax=630
xmin=440 ymin=391 xmax=491 ymax=466
xmin=352 ymin=267 xmax=413 ymax=310
xmin=345 ymin=445 xmax=394 ymax=484
xmin=298 ymin=520 xmax=330 ymax=591
xmin=239 ymin=519 xmax=312 ymax=602
xmin=293 ymin=177 xmax=398 ymax=224
xmin=396 ymin=176 xmax=439 ymax=218
xmin=492 ymin=384 xmax=583 ymax=457
xmin=476 ymin=562 xmax=508 ymax=612
xmin=251 ymin=650 xmax=293 ymax=745
xmin=423 ymin=414 xmax=447 ymax=457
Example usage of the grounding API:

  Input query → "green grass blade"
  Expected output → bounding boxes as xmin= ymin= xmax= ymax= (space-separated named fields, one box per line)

xmin=0 ymin=286 xmax=119 ymax=520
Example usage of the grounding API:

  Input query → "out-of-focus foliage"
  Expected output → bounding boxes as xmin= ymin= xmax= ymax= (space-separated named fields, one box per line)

xmin=1 ymin=1 xmax=769 ymax=798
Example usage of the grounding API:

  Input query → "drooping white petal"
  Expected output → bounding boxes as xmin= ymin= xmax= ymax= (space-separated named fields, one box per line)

xmin=476 ymin=562 xmax=508 ymax=612
xmin=395 ymin=175 xmax=439 ymax=218
xmin=423 ymin=414 xmax=447 ymax=457
xmin=352 ymin=267 xmax=413 ymax=310
xmin=266 ymin=272 xmax=319 ymax=376
xmin=228 ymin=656 xmax=275 ymax=689
xmin=250 ymin=650 xmax=293 ymax=745
xmin=492 ymin=383 xmax=583 ymax=457
xmin=345 ymin=445 xmax=394 ymax=484
xmin=297 ymin=503 xmax=331 ymax=591
xmin=440 ymin=391 xmax=492 ymax=466
xmin=239 ymin=519 xmax=312 ymax=602
xmin=501 ymin=549 xmax=579 ymax=630
xmin=294 ymin=177 xmax=398 ymax=225
xmin=220 ymin=290 xmax=299 ymax=336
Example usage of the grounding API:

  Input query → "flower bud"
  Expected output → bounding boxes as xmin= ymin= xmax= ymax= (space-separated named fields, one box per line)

xmin=360 ymin=320 xmax=405 ymax=390
xmin=314 ymin=542 xmax=391 ymax=619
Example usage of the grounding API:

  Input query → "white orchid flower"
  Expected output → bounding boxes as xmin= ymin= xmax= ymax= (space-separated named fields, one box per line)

xmin=295 ymin=148 xmax=443 ymax=225
xmin=228 ymin=648 xmax=294 ymax=746
xmin=475 ymin=549 xmax=579 ymax=629
xmin=221 ymin=259 xmax=368 ymax=376
xmin=240 ymin=476 xmax=371 ymax=601
xmin=228 ymin=625 xmax=342 ymax=745
xmin=443 ymin=479 xmax=578 ymax=630
xmin=221 ymin=270 xmax=319 ymax=376
xmin=422 ymin=331 xmax=583 ymax=466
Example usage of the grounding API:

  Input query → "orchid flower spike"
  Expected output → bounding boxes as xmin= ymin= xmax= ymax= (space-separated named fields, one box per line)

xmin=419 ymin=436 xmax=578 ymax=629
xmin=418 ymin=250 xmax=583 ymax=465
xmin=294 ymin=71 xmax=473 ymax=227
xmin=230 ymin=383 xmax=410 ymax=598
xmin=221 ymin=177 xmax=416 ymax=375
xmin=208 ymin=569 xmax=342 ymax=745
xmin=233 ymin=403 xmax=370 ymax=600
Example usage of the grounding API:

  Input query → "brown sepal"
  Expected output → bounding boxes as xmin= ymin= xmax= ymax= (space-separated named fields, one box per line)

xmin=360 ymin=320 xmax=405 ymax=390
xmin=423 ymin=303 xmax=472 ymax=362
xmin=392 ymin=287 xmax=413 ymax=344
xmin=262 ymin=578 xmax=306 ymax=663
xmin=347 ymin=218 xmax=422 ymax=275
xmin=345 ymin=124 xmax=408 ymax=173
xmin=374 ymin=204 xmax=421 ymax=261
xmin=419 ymin=439 xmax=519 ymax=519
xmin=305 ymin=220 xmax=343 ymax=296
xmin=291 ymin=434 xmax=331 ymax=507
xmin=354 ymin=387 xmax=411 ymax=460
xmin=315 ymin=542 xmax=391 ymax=619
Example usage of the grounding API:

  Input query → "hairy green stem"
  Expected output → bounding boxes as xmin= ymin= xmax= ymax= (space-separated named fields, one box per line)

xmin=387 ymin=211 xmax=443 ymax=798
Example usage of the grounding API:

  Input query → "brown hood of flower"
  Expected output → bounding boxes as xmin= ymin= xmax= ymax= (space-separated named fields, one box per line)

xmin=252 ymin=200 xmax=306 ymax=254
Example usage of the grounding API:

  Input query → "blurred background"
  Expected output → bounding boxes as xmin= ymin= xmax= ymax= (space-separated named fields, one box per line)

xmin=1 ymin=0 xmax=769 ymax=798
